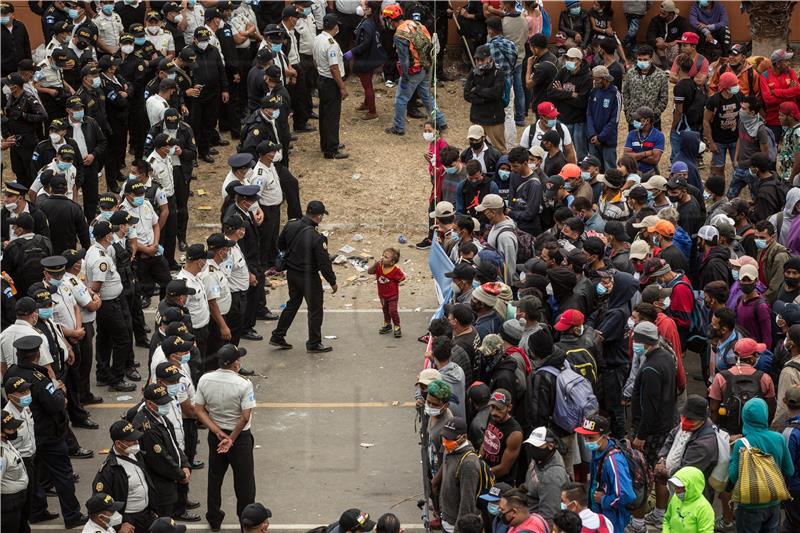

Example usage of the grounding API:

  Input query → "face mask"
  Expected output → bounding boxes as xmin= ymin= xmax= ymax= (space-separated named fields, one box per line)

xmin=470 ymin=141 xmax=483 ymax=151
xmin=627 ymin=317 xmax=635 ymax=330
xmin=585 ymin=439 xmax=601 ymax=451
xmin=173 ymin=13 xmax=184 ymax=24
xmin=633 ymin=120 xmax=643 ymax=130
xmin=167 ymin=383 xmax=182 ymax=397
xmin=134 ymin=37 xmax=146 ymax=46
xmin=699 ymin=0 xmax=710 ymax=6
xmin=740 ymin=282 xmax=756 ymax=294
xmin=188 ymin=0 xmax=196 ymax=7
xmin=100 ymin=210 xmax=113 ymax=220
xmin=39 ymin=307 xmax=54 ymax=319
xmin=197 ymin=41 xmax=209 ymax=50
xmin=92 ymin=77 xmax=101 ymax=89
xmin=487 ymin=503 xmax=500 ymax=516
xmin=546 ymin=118 xmax=558 ymax=128
xmin=662 ymin=296 xmax=671 ymax=308
xmin=424 ymin=404 xmax=443 ymax=417
xmin=422 ymin=131 xmax=435 ymax=143
xmin=18 ymin=394 xmax=32 ymax=407
xmin=580 ymin=171 xmax=591 ymax=181
xmin=498 ymin=169 xmax=511 ymax=181
xmin=5 ymin=429 xmax=18 ymax=441
xmin=165 ymin=128 xmax=178 ymax=138
xmin=529 ymin=446 xmax=552 ymax=462
xmin=132 ymin=196 xmax=145 ymax=207
xmin=72 ymin=110 xmax=84 ymax=121
xmin=169 ymin=145 xmax=177 ymax=156
xmin=637 ymin=60 xmax=651 ymax=70
xmin=596 ymin=283 xmax=608 ymax=296
xmin=68 ymin=8 xmax=79 ymax=19
xmin=248 ymin=201 xmax=259 ymax=213
xmin=451 ymin=281 xmax=461 ymax=295
xmin=218 ymin=20 xmax=225 ymax=29
xmin=102 ymin=5 xmax=114 ymax=15
xmin=157 ymin=403 xmax=172 ymax=416
xmin=166 ymin=71 xmax=177 ymax=80
xmin=49 ymin=278 xmax=63 ymax=288
xmin=755 ymin=238 xmax=768 ymax=249
xmin=109 ymin=512 xmax=123 ymax=527
xmin=442 ymin=437 xmax=460 ymax=453
xmin=147 ymin=26 xmax=160 ymax=35
xmin=646 ymin=191 xmax=654 ymax=203
xmin=57 ymin=161 xmax=72 ymax=171
xmin=271 ymin=43 xmax=282 ymax=54
xmin=444 ymin=166 xmax=457 ymax=175
xmin=121 ymin=44 xmax=134 ymax=54
xmin=729 ymin=85 xmax=740 ymax=95
xmin=272 ymin=110 xmax=281 ymax=120
xmin=676 ymin=492 xmax=686 ymax=501
xmin=4 ymin=202 xmax=17 ymax=212
xmin=632 ymin=342 xmax=646 ymax=357
xmin=569 ymin=6 xmax=581 ymax=15
xmin=180 ymin=353 xmax=191 ymax=364
xmin=0 ymin=16 xmax=9 ymax=25
xmin=356 ymin=5 xmax=365 ymax=16
xmin=49 ymin=132 xmax=63 ymax=144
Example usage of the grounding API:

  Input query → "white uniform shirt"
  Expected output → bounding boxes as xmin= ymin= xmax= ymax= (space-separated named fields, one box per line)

xmin=142 ymin=179 xmax=169 ymax=209
xmin=199 ymin=259 xmax=232 ymax=315
xmin=44 ymin=37 xmax=64 ymax=59
xmin=0 ymin=320 xmax=54 ymax=368
xmin=32 ymin=160 xmax=77 ymax=200
xmin=64 ymin=272 xmax=96 ymax=323
xmin=281 ymin=22 xmax=300 ymax=65
xmin=5 ymin=401 xmax=36 ymax=458
xmin=150 ymin=351 xmax=195 ymax=404
xmin=227 ymin=243 xmax=249 ymax=292
xmin=145 ymin=28 xmax=175 ymax=57
xmin=310 ymin=0 xmax=327 ymax=30
xmin=231 ymin=4 xmax=258 ymax=49
xmin=0 ymin=440 xmax=28 ymax=495
xmin=111 ymin=449 xmax=149 ymax=513
xmin=175 ymin=269 xmax=210 ymax=328
xmin=146 ymin=150 xmax=174 ymax=197
xmin=121 ymin=198 xmax=159 ymax=247
xmin=221 ymin=170 xmax=252 ymax=198
xmin=183 ymin=4 xmax=205 ymax=44
xmin=35 ymin=59 xmax=64 ymax=89
xmin=252 ymin=160 xmax=282 ymax=206
xmin=313 ymin=31 xmax=344 ymax=79
xmin=145 ymin=93 xmax=169 ymax=128
xmin=51 ymin=282 xmax=78 ymax=331
xmin=195 ymin=369 xmax=256 ymax=431
xmin=81 ymin=518 xmax=115 ymax=533
xmin=295 ymin=14 xmax=316 ymax=55
xmin=85 ymin=242 xmax=123 ymax=300
xmin=93 ymin=12 xmax=124 ymax=52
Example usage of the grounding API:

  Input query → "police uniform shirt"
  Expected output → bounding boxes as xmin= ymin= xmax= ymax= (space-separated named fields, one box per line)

xmin=280 ymin=22 xmax=300 ymax=65
xmin=85 ymin=242 xmax=124 ymax=300
xmin=64 ymin=272 xmax=96 ymax=323
xmin=31 ymin=160 xmax=77 ymax=200
xmin=195 ymin=369 xmax=256 ymax=432
xmin=295 ymin=14 xmax=316 ymax=55
xmin=175 ymin=269 xmax=210 ymax=328
xmin=5 ymin=401 xmax=36 ymax=458
xmin=227 ymin=243 xmax=249 ymax=293
xmin=199 ymin=259 xmax=232 ymax=315
xmin=204 ymin=24 xmax=225 ymax=67
xmin=71 ymin=119 xmax=89 ymax=159
xmin=182 ymin=4 xmax=205 ymax=44
xmin=257 ymin=41 xmax=288 ymax=85
xmin=36 ymin=59 xmax=64 ymax=89
xmin=51 ymin=281 xmax=79 ymax=331
xmin=93 ymin=11 xmax=124 ymax=51
xmin=81 ymin=517 xmax=116 ymax=533
xmin=0 ymin=440 xmax=28 ymax=495
xmin=146 ymin=28 xmax=175 ymax=57
xmin=149 ymin=350 xmax=195 ymax=404
xmin=252 ymin=160 xmax=283 ymax=207
xmin=146 ymin=150 xmax=175 ymax=197
xmin=113 ymin=451 xmax=149 ymax=514
xmin=231 ymin=3 xmax=258 ymax=49
xmin=312 ymin=31 xmax=344 ymax=79
xmin=121 ymin=198 xmax=159 ymax=247
xmin=221 ymin=170 xmax=252 ymax=198
xmin=44 ymin=37 xmax=65 ymax=59
xmin=142 ymin=179 xmax=169 ymax=209
xmin=146 ymin=93 xmax=169 ymax=128
xmin=0 ymin=320 xmax=54 ymax=368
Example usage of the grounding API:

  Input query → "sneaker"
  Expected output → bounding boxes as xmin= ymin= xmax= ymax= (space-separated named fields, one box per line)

xmin=644 ymin=510 xmax=664 ymax=528
xmin=714 ymin=517 xmax=735 ymax=533
xmin=385 ymin=80 xmax=396 ymax=88
xmin=623 ymin=525 xmax=646 ymax=533
xmin=385 ymin=126 xmax=405 ymax=136
xmin=415 ymin=238 xmax=432 ymax=250
xmin=378 ymin=324 xmax=392 ymax=334
xmin=393 ymin=326 xmax=402 ymax=338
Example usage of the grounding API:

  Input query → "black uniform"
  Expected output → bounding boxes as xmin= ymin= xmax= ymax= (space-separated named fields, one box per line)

xmin=0 ymin=19 xmax=32 ymax=76
xmin=245 ymin=63 xmax=268 ymax=114
xmin=188 ymin=42 xmax=227 ymax=158
xmin=239 ymin=109 xmax=282 ymax=158
xmin=3 ymin=90 xmax=48 ymax=187
xmin=1 ymin=233 xmax=53 ymax=298
xmin=127 ymin=41 xmax=162 ymax=158
xmin=92 ymin=449 xmax=157 ymax=532
xmin=42 ymin=4 xmax=69 ymax=43
xmin=100 ymin=71 xmax=130 ymax=191
xmin=114 ymin=1 xmax=146 ymax=34
xmin=35 ymin=195 xmax=90 ymax=253
xmin=265 ymin=82 xmax=292 ymax=165
xmin=271 ymin=217 xmax=336 ymax=348
xmin=131 ymin=405 xmax=188 ymax=518
xmin=224 ymin=203 xmax=263 ymax=333
xmin=216 ymin=23 xmax=241 ymax=137
xmin=63 ymin=115 xmax=107 ymax=219
xmin=5 ymin=361 xmax=82 ymax=525
xmin=30 ymin=137 xmax=82 ymax=184
xmin=164 ymin=19 xmax=186 ymax=53
xmin=1 ymin=202 xmax=50 ymax=243
xmin=1 ymin=275 xmax=15 ymax=330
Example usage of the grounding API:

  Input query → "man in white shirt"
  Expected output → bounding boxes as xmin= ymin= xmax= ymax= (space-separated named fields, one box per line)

xmin=182 ymin=0 xmax=205 ymax=45
xmin=176 ymin=244 xmax=211 ymax=383
xmin=281 ymin=5 xmax=314 ymax=132
xmin=0 ymin=297 xmax=54 ymax=376
xmin=221 ymin=152 xmax=254 ymax=198
xmin=252 ymin=141 xmax=283 ymax=269
xmin=222 ymin=215 xmax=251 ymax=345
xmin=145 ymin=11 xmax=175 ymax=58
xmin=93 ymin=1 xmax=124 ymax=54
xmin=145 ymin=78 xmax=176 ymax=128
xmin=203 ymin=8 xmax=225 ymax=66
xmin=146 ymin=133 xmax=178 ymax=269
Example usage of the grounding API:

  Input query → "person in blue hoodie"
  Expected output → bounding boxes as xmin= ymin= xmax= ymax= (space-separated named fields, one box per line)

xmin=576 ymin=414 xmax=637 ymax=533
xmin=586 ymin=65 xmax=621 ymax=172
xmin=729 ymin=398 xmax=794 ymax=533
xmin=781 ymin=386 xmax=800 ymax=530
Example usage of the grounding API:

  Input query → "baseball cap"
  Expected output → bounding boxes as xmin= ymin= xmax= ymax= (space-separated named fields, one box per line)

xmin=478 ymin=482 xmax=513 ymax=502
xmin=661 ymin=0 xmax=678 ymax=13
xmin=223 ymin=214 xmax=245 ymax=231
xmin=109 ymin=419 xmax=143 ymax=441
xmin=467 ymin=124 xmax=485 ymax=140
xmin=241 ymin=503 xmax=272 ymax=528
xmin=143 ymin=383 xmax=172 ymax=405
xmin=670 ymin=161 xmax=689 ymax=175
xmin=734 ymin=337 xmax=766 ymax=357
xmin=780 ymin=101 xmax=800 ymax=121
xmin=677 ymin=32 xmax=699 ymax=45
xmin=784 ymin=387 xmax=800 ymax=409
xmin=441 ymin=417 xmax=468 ymax=440
xmin=339 ymin=510 xmax=375 ymax=533
xmin=580 ymin=155 xmax=601 ymax=169
xmin=633 ymin=321 xmax=659 ymax=344
xmin=444 ymin=262 xmax=476 ymax=281
xmin=166 ymin=279 xmax=197 ymax=297
xmin=474 ymin=194 xmax=504 ymax=212
xmin=641 ymin=257 xmax=671 ymax=284
xmin=109 ymin=210 xmax=139 ymax=226
xmin=416 ymin=368 xmax=442 ymax=387
xmin=565 ymin=47 xmax=583 ymax=60
xmin=86 ymin=493 xmax=124 ymax=515
xmin=164 ymin=321 xmax=194 ymax=342
xmin=729 ymin=255 xmax=758 ymax=268
xmin=575 ymin=414 xmax=610 ymax=435
xmin=648 ymin=220 xmax=676 ymax=238
xmin=718 ymin=71 xmax=739 ymax=92
xmin=524 ymin=426 xmax=556 ymax=447
xmin=629 ymin=239 xmax=650 ymax=260
xmin=739 ymin=264 xmax=759 ymax=282
xmin=775 ymin=301 xmax=800 ymax=326
xmin=682 ymin=395 xmax=709 ymax=420
xmin=560 ymin=163 xmax=581 ymax=180
xmin=771 ymin=48 xmax=794 ymax=63
xmin=217 ymin=344 xmax=247 ymax=366
xmin=696 ymin=225 xmax=719 ymax=243
xmin=554 ymin=309 xmax=584 ymax=332
xmin=307 ymin=200 xmax=328 ymax=216
xmin=488 ymin=388 xmax=512 ymax=408
xmin=186 ymin=244 xmax=213 ymax=261
xmin=591 ymin=65 xmax=613 ymax=81
xmin=207 ymin=233 xmax=235 ymax=250
xmin=4 ymin=376 xmax=31 ymax=395
xmin=8 ymin=212 xmax=34 ymax=230
xmin=641 ymin=284 xmax=672 ymax=304
xmin=429 ymin=201 xmax=455 ymax=219
xmin=155 ymin=361 xmax=182 ymax=382
xmin=149 ymin=517 xmax=188 ymax=533
xmin=632 ymin=215 xmax=661 ymax=230
xmin=536 ymin=101 xmax=559 ymax=119
xmin=14 ymin=297 xmax=38 ymax=317
xmin=643 ymin=175 xmax=668 ymax=192
xmin=28 ymin=282 xmax=53 ymax=307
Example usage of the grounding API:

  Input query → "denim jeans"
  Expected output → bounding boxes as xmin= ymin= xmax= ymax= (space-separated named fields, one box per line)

xmin=622 ymin=15 xmax=642 ymax=49
xmin=711 ymin=141 xmax=737 ymax=169
xmin=589 ymin=142 xmax=617 ymax=172
xmin=393 ymin=69 xmax=446 ymax=132
xmin=513 ymin=63 xmax=525 ymax=125
xmin=669 ymin=128 xmax=695 ymax=164
xmin=735 ymin=504 xmax=781 ymax=533
xmin=728 ymin=167 xmax=756 ymax=198
xmin=567 ymin=122 xmax=588 ymax=162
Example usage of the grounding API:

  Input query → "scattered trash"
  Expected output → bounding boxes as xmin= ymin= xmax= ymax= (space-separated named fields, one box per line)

xmin=391 ymin=401 xmax=400 ymax=406
xmin=196 ymin=189 xmax=208 ymax=196
xmin=116 ymin=395 xmax=133 ymax=401
xmin=338 ymin=244 xmax=356 ymax=254
xmin=279 ymin=304 xmax=286 ymax=310
xmin=99 ymin=448 xmax=110 ymax=455
xmin=414 ymin=307 xmax=422 ymax=312
xmin=332 ymin=255 xmax=348 ymax=265
xmin=351 ymin=173 xmax=361 ymax=181
xmin=324 ymin=335 xmax=338 ymax=340
xmin=352 ymin=233 xmax=364 ymax=242
xmin=360 ymin=442 xmax=375 ymax=448
xmin=348 ymin=258 xmax=368 ymax=272
xmin=398 ymin=234 xmax=407 ymax=244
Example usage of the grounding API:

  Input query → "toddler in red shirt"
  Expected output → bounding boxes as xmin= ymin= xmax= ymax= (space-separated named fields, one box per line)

xmin=368 ymin=247 xmax=405 ymax=337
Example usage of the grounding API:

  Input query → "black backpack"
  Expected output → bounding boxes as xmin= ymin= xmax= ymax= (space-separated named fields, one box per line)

xmin=12 ymin=235 xmax=51 ymax=294
xmin=564 ymin=347 xmax=598 ymax=389
xmin=720 ymin=369 xmax=765 ymax=435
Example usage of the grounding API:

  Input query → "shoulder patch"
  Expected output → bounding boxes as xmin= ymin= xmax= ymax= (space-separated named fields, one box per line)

xmin=99 ymin=262 xmax=108 ymax=272
xmin=153 ymin=444 xmax=161 ymax=454
xmin=322 ymin=241 xmax=327 ymax=250
xmin=71 ymin=278 xmax=78 ymax=286
xmin=95 ymin=481 xmax=103 ymax=491
xmin=328 ymin=37 xmax=334 ymax=44
xmin=32 ymin=370 xmax=46 ymax=380
xmin=252 ymin=128 xmax=259 ymax=136
xmin=138 ymin=64 xmax=144 ymax=71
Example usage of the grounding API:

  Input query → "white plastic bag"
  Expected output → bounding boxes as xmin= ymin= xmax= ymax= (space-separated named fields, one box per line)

xmin=709 ymin=424 xmax=731 ymax=492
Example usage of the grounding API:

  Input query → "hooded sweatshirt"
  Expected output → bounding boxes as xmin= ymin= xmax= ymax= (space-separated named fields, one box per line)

xmin=729 ymin=398 xmax=795 ymax=508
xmin=487 ymin=218 xmax=520 ymax=286
xmin=588 ymin=438 xmax=636 ymax=533
xmin=437 ymin=361 xmax=467 ymax=420
xmin=662 ymin=466 xmax=715 ymax=533
xmin=594 ymin=271 xmax=640 ymax=368
xmin=769 ymin=187 xmax=800 ymax=248
xmin=676 ymin=131 xmax=703 ymax=193
xmin=440 ymin=443 xmax=481 ymax=526
xmin=529 ymin=347 xmax=567 ymax=431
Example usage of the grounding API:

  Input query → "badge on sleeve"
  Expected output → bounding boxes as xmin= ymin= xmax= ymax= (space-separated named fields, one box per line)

xmin=95 ymin=482 xmax=104 ymax=491
xmin=99 ymin=262 xmax=108 ymax=272
xmin=153 ymin=444 xmax=161 ymax=454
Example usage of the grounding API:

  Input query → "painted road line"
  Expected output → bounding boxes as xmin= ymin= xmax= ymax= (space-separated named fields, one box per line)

xmin=32 ymin=525 xmax=428 ymax=531
xmin=142 ymin=308 xmax=439 ymax=314
xmin=89 ymin=401 xmax=417 ymax=409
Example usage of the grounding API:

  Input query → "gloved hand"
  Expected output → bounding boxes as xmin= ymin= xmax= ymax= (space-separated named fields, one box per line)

xmin=155 ymin=244 xmax=164 ymax=256
xmin=343 ymin=50 xmax=353 ymax=61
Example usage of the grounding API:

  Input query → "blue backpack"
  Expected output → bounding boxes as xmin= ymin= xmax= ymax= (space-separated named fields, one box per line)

xmin=539 ymin=1 xmax=552 ymax=38
xmin=537 ymin=361 xmax=598 ymax=433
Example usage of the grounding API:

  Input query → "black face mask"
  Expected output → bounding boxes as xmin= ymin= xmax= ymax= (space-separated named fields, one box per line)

xmin=786 ymin=278 xmax=800 ymax=289
xmin=740 ymin=282 xmax=756 ymax=295
xmin=528 ymin=445 xmax=553 ymax=463
xmin=4 ymin=430 xmax=18 ymax=441
xmin=470 ymin=141 xmax=483 ymax=151
xmin=499 ymin=510 xmax=513 ymax=526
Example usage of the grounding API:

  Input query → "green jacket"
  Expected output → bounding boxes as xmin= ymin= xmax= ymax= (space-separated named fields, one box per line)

xmin=662 ymin=466 xmax=714 ymax=533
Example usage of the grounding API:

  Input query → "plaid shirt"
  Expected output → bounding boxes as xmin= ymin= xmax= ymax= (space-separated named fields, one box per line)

xmin=488 ymin=35 xmax=518 ymax=78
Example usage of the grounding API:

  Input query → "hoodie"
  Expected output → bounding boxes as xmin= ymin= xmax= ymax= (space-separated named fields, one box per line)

xmin=437 ymin=361 xmax=466 ymax=420
xmin=587 ymin=84 xmax=621 ymax=147
xmin=768 ymin=187 xmax=800 ymax=247
xmin=548 ymin=266 xmax=581 ymax=315
xmin=632 ymin=345 xmax=678 ymax=440
xmin=594 ymin=271 xmax=640 ymax=368
xmin=588 ymin=438 xmax=637 ymax=533
xmin=782 ymin=414 xmax=800 ymax=492
xmin=529 ymin=347 xmax=567 ymax=431
xmin=487 ymin=218 xmax=520 ymax=286
xmin=698 ymin=245 xmax=731 ymax=288
xmin=490 ymin=355 xmax=529 ymax=427
xmin=662 ymin=466 xmax=715 ymax=533
xmin=729 ymin=398 xmax=795 ymax=508
xmin=676 ymin=131 xmax=704 ymax=193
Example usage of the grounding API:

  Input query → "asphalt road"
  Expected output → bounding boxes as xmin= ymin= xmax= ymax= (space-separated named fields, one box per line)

xmin=32 ymin=309 xmax=433 ymax=531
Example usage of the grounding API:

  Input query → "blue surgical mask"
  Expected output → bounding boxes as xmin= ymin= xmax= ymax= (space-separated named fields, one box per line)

xmin=169 ymin=145 xmax=176 ymax=155
xmin=18 ymin=394 xmax=32 ymax=407
xmin=272 ymin=110 xmax=280 ymax=120
xmin=167 ymin=72 xmax=176 ymax=80
xmin=632 ymin=342 xmax=646 ymax=357
xmin=0 ymin=16 xmax=9 ymax=25
xmin=647 ymin=191 xmax=654 ymax=203
xmin=188 ymin=0 xmax=196 ymax=7
xmin=699 ymin=0 xmax=709 ymax=6
xmin=134 ymin=37 xmax=146 ymax=46
xmin=92 ymin=77 xmax=101 ymax=88
xmin=68 ymin=8 xmax=79 ymax=19
xmin=157 ymin=404 xmax=172 ymax=416
xmin=57 ymin=161 xmax=72 ymax=171
xmin=271 ymin=43 xmax=282 ymax=54
xmin=102 ymin=5 xmax=114 ymax=15
xmin=633 ymin=120 xmax=643 ymax=130
xmin=444 ymin=166 xmax=457 ymax=175
xmin=100 ymin=210 xmax=113 ymax=220
xmin=729 ymin=85 xmax=740 ymax=95
xmin=581 ymin=171 xmax=591 ymax=181
xmin=560 ymin=502 xmax=568 ymax=511
xmin=132 ymin=196 xmax=145 ymax=207
xmin=569 ymin=6 xmax=581 ymax=15
xmin=39 ymin=307 xmax=54 ymax=319
xmin=487 ymin=503 xmax=501 ymax=516
xmin=585 ymin=440 xmax=601 ymax=451
xmin=167 ymin=383 xmax=182 ymax=397
xmin=565 ymin=60 xmax=577 ymax=72
xmin=596 ymin=283 xmax=608 ymax=296
xmin=72 ymin=110 xmax=84 ymax=121
xmin=49 ymin=278 xmax=63 ymax=288
xmin=546 ymin=118 xmax=558 ymax=128
xmin=498 ymin=169 xmax=511 ymax=181
xmin=637 ymin=60 xmax=651 ymax=71
xmin=180 ymin=353 xmax=191 ymax=364
xmin=755 ymin=238 xmax=768 ymax=249
xmin=304 ymin=7 xmax=312 ymax=16
xmin=732 ymin=269 xmax=739 ymax=281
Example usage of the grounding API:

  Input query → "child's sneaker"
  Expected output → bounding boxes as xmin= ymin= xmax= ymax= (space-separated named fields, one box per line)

xmin=378 ymin=324 xmax=392 ymax=334
xmin=393 ymin=326 xmax=402 ymax=338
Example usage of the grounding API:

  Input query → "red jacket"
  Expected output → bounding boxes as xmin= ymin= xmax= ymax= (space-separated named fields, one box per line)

xmin=656 ymin=312 xmax=686 ymax=393
xmin=759 ymin=67 xmax=800 ymax=125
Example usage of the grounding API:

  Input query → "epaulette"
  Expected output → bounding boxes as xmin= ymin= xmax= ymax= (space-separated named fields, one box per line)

xmin=32 ymin=370 xmax=46 ymax=380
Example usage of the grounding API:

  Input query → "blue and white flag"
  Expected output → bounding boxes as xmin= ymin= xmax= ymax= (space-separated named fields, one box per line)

xmin=428 ymin=238 xmax=454 ymax=319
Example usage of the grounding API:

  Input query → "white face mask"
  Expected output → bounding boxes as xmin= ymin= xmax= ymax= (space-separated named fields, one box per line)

xmin=125 ymin=443 xmax=140 ymax=455
xmin=197 ymin=41 xmax=209 ymax=50
xmin=5 ymin=202 xmax=18 ymax=212
xmin=121 ymin=44 xmax=134 ymax=54
xmin=356 ymin=5 xmax=365 ymax=16
xmin=422 ymin=131 xmax=435 ymax=143
xmin=146 ymin=26 xmax=159 ymax=35
xmin=218 ymin=20 xmax=225 ymax=29
xmin=108 ymin=511 xmax=123 ymax=527
xmin=173 ymin=14 xmax=183 ymax=24
xmin=248 ymin=201 xmax=258 ymax=213
xmin=49 ymin=132 xmax=62 ymax=144
xmin=424 ymin=404 xmax=443 ymax=417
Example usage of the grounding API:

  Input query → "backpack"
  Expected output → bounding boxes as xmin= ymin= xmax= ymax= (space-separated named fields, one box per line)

xmin=582 ymin=517 xmax=612 ymax=533
xmin=759 ymin=125 xmax=778 ymax=167
xmin=456 ymin=450 xmax=495 ymax=498
xmin=598 ymin=439 xmax=653 ymax=511
xmin=564 ymin=347 xmax=598 ymax=388
xmin=527 ymin=121 xmax=567 ymax=150
xmin=539 ymin=0 xmax=552 ymax=38
xmin=537 ymin=361 xmax=598 ymax=432
xmin=398 ymin=21 xmax=433 ymax=71
xmin=494 ymin=225 xmax=536 ymax=264
xmin=11 ymin=235 xmax=50 ymax=294
xmin=720 ymin=368 xmax=765 ymax=435
xmin=673 ymin=280 xmax=709 ymax=342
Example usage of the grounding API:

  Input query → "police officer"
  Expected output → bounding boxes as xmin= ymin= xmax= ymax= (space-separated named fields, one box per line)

xmin=313 ymin=14 xmax=348 ymax=159
xmin=144 ymin=11 xmax=175 ymax=58
xmin=31 ymin=119 xmax=81 ymax=186
xmin=148 ymin=307 xmax=186 ymax=362
xmin=230 ymin=0 xmax=262 ymax=118
xmin=86 ymin=220 xmax=137 ymax=392
xmin=82 ymin=492 xmax=125 ymax=533
xmin=35 ymin=47 xmax=73 ymax=121
xmin=147 ymin=132 xmax=179 ymax=266
xmin=132 ymin=383 xmax=190 ymax=519
xmin=143 ymin=59 xmax=182 ymax=117
xmin=281 ymin=5 xmax=313 ymax=134
xmin=156 ymin=279 xmax=195 ymax=333
xmin=4 ymin=72 xmax=47 ymax=187
xmin=44 ymin=19 xmax=72 ymax=59
xmin=98 ymin=54 xmax=129 ymax=192
xmin=1 ymin=410 xmax=29 ymax=533
xmin=189 ymin=26 xmax=228 ymax=163
xmin=215 ymin=2 xmax=241 ymax=140
xmin=63 ymin=92 xmax=108 ymax=218
xmin=75 ymin=64 xmax=111 ymax=133
xmin=240 ymin=94 xmax=283 ymax=158
xmin=93 ymin=0 xmax=124 ymax=55
xmin=270 ymin=201 xmax=338 ymax=353
xmin=109 ymin=209 xmax=149 ymax=356
xmin=222 ymin=215 xmax=251 ymax=344
xmin=1 ymin=182 xmax=49 ymax=243
xmin=92 ymin=420 xmax=156 ymax=532
xmin=70 ymin=27 xmax=97 ymax=67
xmin=194 ymin=343 xmax=256 ymax=530
xmin=162 ymin=2 xmax=186 ymax=52
xmin=36 ymin=175 xmax=90 ymax=254
xmin=244 ymin=48 xmax=272 ymax=114
xmin=176 ymin=244 xmax=211 ymax=382
xmin=251 ymin=140 xmax=283 ymax=269
xmin=3 ymin=379 xmax=35 ymax=532
xmin=173 ymin=46 xmax=198 ymax=117
xmin=201 ymin=233 xmax=235 ymax=368
xmin=5 ymin=335 xmax=87 ymax=528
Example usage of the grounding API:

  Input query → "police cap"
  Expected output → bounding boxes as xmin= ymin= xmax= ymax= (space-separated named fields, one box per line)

xmin=234 ymin=184 xmax=259 ymax=199
xmin=17 ymin=59 xmax=38 ymax=72
xmin=50 ymin=174 xmax=68 ymax=192
xmin=3 ymin=181 xmax=27 ymax=196
xmin=260 ymin=94 xmax=281 ymax=109
xmin=4 ymin=377 xmax=31 ymax=395
xmin=58 ymin=144 xmax=76 ymax=159
xmin=164 ymin=108 xmax=180 ymax=126
xmin=204 ymin=7 xmax=222 ymax=21
xmin=51 ymin=48 xmax=73 ymax=64
xmin=86 ymin=493 xmax=124 ymax=515
xmin=12 ymin=335 xmax=43 ymax=353
xmin=178 ymin=46 xmax=197 ymax=66
xmin=49 ymin=118 xmax=67 ymax=131
xmin=263 ymin=23 xmax=286 ymax=37
xmin=186 ymin=243 xmax=214 ymax=261
xmin=149 ymin=517 xmax=188 ymax=533
xmin=124 ymin=181 xmax=146 ymax=195
xmin=160 ymin=306 xmax=184 ymax=325
xmin=223 ymin=214 xmax=245 ymax=231
xmin=109 ymin=419 xmax=143 ymax=441
xmin=227 ymin=152 xmax=253 ymax=169
xmin=93 ymin=220 xmax=113 ymax=238
xmin=98 ymin=192 xmax=118 ymax=207
xmin=76 ymin=27 xmax=93 ymax=41
xmin=97 ymin=54 xmax=121 ymax=70
xmin=162 ymin=2 xmax=182 ymax=15
xmin=158 ymin=57 xmax=176 ymax=72
xmin=193 ymin=27 xmax=211 ymax=41
xmin=28 ymin=283 xmax=53 ymax=307
xmin=62 ymin=248 xmax=86 ymax=269
xmin=79 ymin=64 xmax=98 ymax=78
xmin=2 ymin=410 xmax=22 ymax=430
xmin=256 ymin=140 xmax=281 ymax=155
xmin=109 ymin=210 xmax=139 ymax=226
xmin=143 ymin=383 xmax=172 ymax=405
xmin=6 ymin=73 xmax=25 ymax=87
xmin=129 ymin=23 xmax=145 ymax=36
xmin=53 ymin=21 xmax=72 ymax=34
xmin=153 ymin=132 xmax=174 ymax=148
xmin=207 ymin=233 xmax=235 ymax=250
xmin=0 ymin=3 xmax=14 ymax=14
xmin=265 ymin=64 xmax=282 ymax=80
xmin=146 ymin=10 xmax=162 ymax=21
xmin=166 ymin=279 xmax=196 ymax=297
xmin=217 ymin=344 xmax=247 ymax=365
xmin=164 ymin=321 xmax=194 ymax=341
xmin=119 ymin=33 xmax=134 ymax=44
xmin=14 ymin=297 xmax=38 ymax=316
xmin=66 ymin=95 xmax=83 ymax=110
xmin=241 ymin=503 xmax=273 ymax=528
xmin=306 ymin=200 xmax=328 ymax=216
xmin=155 ymin=361 xmax=182 ymax=382
xmin=41 ymin=255 xmax=67 ymax=274
xmin=256 ymin=48 xmax=274 ymax=63
xmin=7 ymin=212 xmax=34 ymax=230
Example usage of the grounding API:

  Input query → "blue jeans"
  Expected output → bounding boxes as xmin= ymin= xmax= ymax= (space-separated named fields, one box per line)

xmin=589 ymin=142 xmax=617 ymax=172
xmin=622 ymin=15 xmax=642 ymax=49
xmin=711 ymin=141 xmax=737 ymax=169
xmin=513 ymin=63 xmax=525 ymax=125
xmin=728 ymin=167 xmax=756 ymax=198
xmin=669 ymin=128 xmax=695 ymax=164
xmin=393 ymin=70 xmax=446 ymax=132
xmin=567 ymin=122 xmax=588 ymax=162
xmin=735 ymin=505 xmax=781 ymax=533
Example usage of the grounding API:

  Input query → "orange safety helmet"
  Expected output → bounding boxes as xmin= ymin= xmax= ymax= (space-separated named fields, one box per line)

xmin=381 ymin=3 xmax=403 ymax=20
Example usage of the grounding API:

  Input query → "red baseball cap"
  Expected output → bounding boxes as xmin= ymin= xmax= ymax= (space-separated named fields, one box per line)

xmin=537 ymin=101 xmax=559 ymax=119
xmin=779 ymin=101 xmax=800 ymax=121
xmin=718 ymin=71 xmax=739 ymax=92
xmin=554 ymin=309 xmax=585 ymax=332
xmin=677 ymin=32 xmax=700 ymax=45
xmin=734 ymin=338 xmax=766 ymax=358
xmin=559 ymin=163 xmax=581 ymax=180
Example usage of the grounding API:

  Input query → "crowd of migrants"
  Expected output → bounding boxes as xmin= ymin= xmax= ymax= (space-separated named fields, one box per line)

xmin=1 ymin=1 xmax=800 ymax=533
